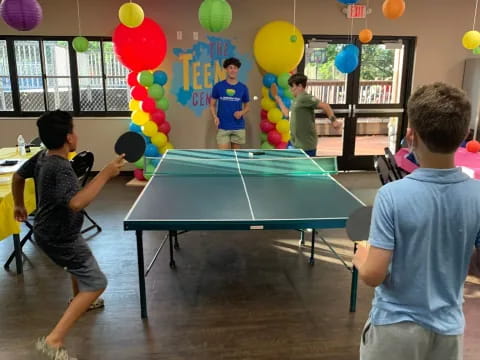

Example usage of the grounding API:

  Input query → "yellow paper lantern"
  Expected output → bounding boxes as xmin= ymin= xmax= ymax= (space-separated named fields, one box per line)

xmin=131 ymin=110 xmax=150 ymax=125
xmin=142 ymin=121 xmax=158 ymax=137
xmin=463 ymin=30 xmax=480 ymax=50
xmin=118 ymin=2 xmax=145 ymax=28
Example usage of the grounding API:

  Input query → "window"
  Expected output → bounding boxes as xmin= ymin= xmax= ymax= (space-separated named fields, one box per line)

xmin=0 ymin=36 xmax=130 ymax=116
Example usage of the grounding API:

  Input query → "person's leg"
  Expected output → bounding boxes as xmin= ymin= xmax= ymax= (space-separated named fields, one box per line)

xmin=304 ymin=149 xmax=316 ymax=157
xmin=216 ymin=129 xmax=231 ymax=149
xmin=426 ymin=333 xmax=463 ymax=360
xmin=230 ymin=129 xmax=246 ymax=150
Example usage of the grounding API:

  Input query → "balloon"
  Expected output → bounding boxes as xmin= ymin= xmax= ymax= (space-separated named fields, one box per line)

xmin=158 ymin=121 xmax=171 ymax=135
xmin=129 ymin=122 xmax=141 ymax=133
xmin=254 ymin=21 xmax=304 ymax=74
xmin=276 ymin=141 xmax=288 ymax=149
xmin=131 ymin=110 xmax=150 ymax=125
xmin=382 ymin=0 xmax=406 ymax=20
xmin=151 ymin=132 xmax=168 ymax=148
xmin=151 ymin=110 xmax=166 ymax=126
xmin=473 ymin=46 xmax=480 ymax=55
xmin=270 ymin=86 xmax=284 ymax=100
xmin=113 ymin=17 xmax=168 ymax=72
xmin=267 ymin=108 xmax=283 ymax=124
xmin=73 ymin=36 xmax=89 ymax=52
xmin=263 ymin=73 xmax=277 ymax=88
xmin=260 ymin=119 xmax=275 ymax=133
xmin=267 ymin=130 xmax=282 ymax=146
xmin=141 ymin=97 xmax=157 ymax=113
xmin=281 ymin=132 xmax=291 ymax=142
xmin=260 ymin=109 xmax=268 ymax=121
xmin=277 ymin=72 xmax=290 ymax=89
xmin=141 ymin=134 xmax=151 ymax=144
xmin=153 ymin=70 xmax=168 ymax=85
xmin=130 ymin=85 xmax=148 ymax=101
xmin=118 ymin=2 xmax=144 ymax=28
xmin=261 ymin=97 xmax=276 ymax=111
xmin=160 ymin=142 xmax=174 ymax=154
xmin=143 ymin=163 xmax=155 ymax=180
xmin=359 ymin=29 xmax=373 ymax=43
xmin=148 ymin=84 xmax=165 ymax=100
xmin=463 ymin=30 xmax=480 ymax=50
xmin=133 ymin=168 xmax=145 ymax=180
xmin=145 ymin=143 xmax=160 ymax=157
xmin=127 ymin=71 xmax=139 ymax=87
xmin=261 ymin=141 xmax=275 ymax=150
xmin=282 ymin=97 xmax=291 ymax=108
xmin=284 ymin=88 xmax=294 ymax=99
xmin=142 ymin=121 xmax=158 ymax=137
xmin=198 ymin=0 xmax=232 ymax=33
xmin=134 ymin=156 xmax=145 ymax=169
xmin=156 ymin=97 xmax=169 ymax=110
xmin=344 ymin=44 xmax=359 ymax=56
xmin=129 ymin=99 xmax=140 ymax=111
xmin=138 ymin=71 xmax=154 ymax=87
xmin=337 ymin=0 xmax=359 ymax=4
xmin=260 ymin=132 xmax=268 ymax=142
xmin=276 ymin=119 xmax=290 ymax=134
xmin=261 ymin=86 xmax=270 ymax=98
xmin=335 ymin=49 xmax=359 ymax=74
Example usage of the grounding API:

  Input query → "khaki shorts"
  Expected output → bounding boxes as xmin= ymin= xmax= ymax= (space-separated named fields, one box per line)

xmin=217 ymin=129 xmax=246 ymax=145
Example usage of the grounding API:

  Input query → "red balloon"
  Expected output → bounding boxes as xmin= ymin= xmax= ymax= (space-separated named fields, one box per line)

xmin=113 ymin=17 xmax=168 ymax=72
xmin=141 ymin=97 xmax=157 ymax=113
xmin=260 ymin=120 xmax=275 ymax=133
xmin=260 ymin=109 xmax=268 ymax=120
xmin=131 ymin=86 xmax=147 ymax=101
xmin=151 ymin=110 xmax=166 ymax=126
xmin=127 ymin=71 xmax=139 ymax=87
xmin=267 ymin=130 xmax=282 ymax=146
xmin=276 ymin=141 xmax=288 ymax=149
xmin=158 ymin=121 xmax=171 ymax=135
xmin=133 ymin=168 xmax=145 ymax=181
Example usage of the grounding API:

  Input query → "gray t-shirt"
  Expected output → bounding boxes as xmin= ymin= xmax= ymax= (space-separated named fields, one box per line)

xmin=17 ymin=150 xmax=83 ymax=243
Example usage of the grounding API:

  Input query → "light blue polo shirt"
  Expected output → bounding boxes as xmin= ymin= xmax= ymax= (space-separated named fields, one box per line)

xmin=368 ymin=167 xmax=480 ymax=335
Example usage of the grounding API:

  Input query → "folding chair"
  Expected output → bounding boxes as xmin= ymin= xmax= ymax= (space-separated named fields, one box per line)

xmin=374 ymin=155 xmax=396 ymax=185
xmin=384 ymin=147 xmax=407 ymax=179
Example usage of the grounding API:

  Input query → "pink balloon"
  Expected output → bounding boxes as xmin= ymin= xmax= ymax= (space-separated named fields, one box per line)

xmin=151 ymin=110 xmax=166 ymax=126
xmin=127 ymin=71 xmax=139 ymax=87
xmin=260 ymin=120 xmax=275 ymax=133
xmin=141 ymin=97 xmax=157 ymax=113
xmin=276 ymin=141 xmax=288 ymax=149
xmin=133 ymin=168 xmax=145 ymax=181
xmin=158 ymin=121 xmax=171 ymax=135
xmin=267 ymin=130 xmax=282 ymax=146
xmin=131 ymin=86 xmax=147 ymax=101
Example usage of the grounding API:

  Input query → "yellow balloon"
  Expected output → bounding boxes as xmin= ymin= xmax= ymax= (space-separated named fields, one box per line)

xmin=261 ymin=86 xmax=270 ymax=97
xmin=151 ymin=132 xmax=167 ymax=148
xmin=462 ymin=30 xmax=480 ymax=50
xmin=261 ymin=97 xmax=276 ymax=111
xmin=276 ymin=119 xmax=290 ymax=134
xmin=131 ymin=110 xmax=149 ymax=125
xmin=142 ymin=121 xmax=158 ymax=137
xmin=118 ymin=2 xmax=145 ymax=28
xmin=281 ymin=132 xmax=291 ymax=142
xmin=67 ymin=151 xmax=77 ymax=160
xmin=254 ymin=21 xmax=304 ymax=75
xmin=129 ymin=99 xmax=140 ymax=111
xmin=161 ymin=142 xmax=174 ymax=154
xmin=267 ymin=108 xmax=283 ymax=124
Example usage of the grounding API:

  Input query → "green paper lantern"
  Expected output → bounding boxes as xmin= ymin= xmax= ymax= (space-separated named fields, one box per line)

xmin=148 ymin=84 xmax=164 ymax=100
xmin=198 ymin=0 xmax=232 ymax=33
xmin=473 ymin=46 xmax=480 ymax=55
xmin=138 ymin=71 xmax=154 ymax=87
xmin=156 ymin=97 xmax=169 ymax=111
xmin=73 ymin=36 xmax=89 ymax=52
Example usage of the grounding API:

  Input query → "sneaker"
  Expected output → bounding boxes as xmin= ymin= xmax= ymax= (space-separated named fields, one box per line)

xmin=35 ymin=337 xmax=78 ymax=360
xmin=68 ymin=297 xmax=104 ymax=311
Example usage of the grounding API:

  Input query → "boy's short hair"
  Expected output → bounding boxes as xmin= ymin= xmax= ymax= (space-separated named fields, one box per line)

xmin=288 ymin=73 xmax=308 ymax=88
xmin=223 ymin=57 xmax=241 ymax=69
xmin=36 ymin=110 xmax=73 ymax=150
xmin=407 ymin=82 xmax=471 ymax=153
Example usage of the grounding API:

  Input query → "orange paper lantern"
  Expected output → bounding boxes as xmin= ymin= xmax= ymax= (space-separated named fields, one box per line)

xmin=359 ymin=29 xmax=373 ymax=43
xmin=382 ymin=0 xmax=405 ymax=20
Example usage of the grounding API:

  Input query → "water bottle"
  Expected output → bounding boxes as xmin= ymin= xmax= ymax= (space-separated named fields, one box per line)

xmin=17 ymin=134 xmax=26 ymax=156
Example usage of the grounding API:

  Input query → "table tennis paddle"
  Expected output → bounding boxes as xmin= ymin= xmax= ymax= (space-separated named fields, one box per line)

xmin=114 ymin=131 xmax=146 ymax=163
xmin=346 ymin=206 xmax=373 ymax=242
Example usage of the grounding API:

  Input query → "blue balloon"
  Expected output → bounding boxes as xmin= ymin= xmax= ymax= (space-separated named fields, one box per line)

xmin=282 ymin=97 xmax=291 ymax=108
xmin=337 ymin=0 xmax=359 ymax=4
xmin=145 ymin=144 xmax=160 ymax=157
xmin=153 ymin=71 xmax=168 ymax=86
xmin=147 ymin=157 xmax=161 ymax=167
xmin=142 ymin=134 xmax=151 ymax=144
xmin=129 ymin=122 xmax=141 ymax=133
xmin=269 ymin=86 xmax=284 ymax=100
xmin=335 ymin=50 xmax=359 ymax=74
xmin=263 ymin=73 xmax=277 ymax=88
xmin=344 ymin=44 xmax=359 ymax=56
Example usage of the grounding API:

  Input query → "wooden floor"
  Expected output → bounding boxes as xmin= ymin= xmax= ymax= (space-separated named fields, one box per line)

xmin=0 ymin=173 xmax=479 ymax=359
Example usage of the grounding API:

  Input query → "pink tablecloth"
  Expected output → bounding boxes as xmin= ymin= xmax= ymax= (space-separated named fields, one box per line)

xmin=395 ymin=147 xmax=480 ymax=179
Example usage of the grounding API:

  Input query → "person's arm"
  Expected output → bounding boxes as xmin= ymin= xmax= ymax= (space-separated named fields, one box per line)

xmin=352 ymin=244 xmax=392 ymax=287
xmin=210 ymin=98 xmax=219 ymax=127
xmin=12 ymin=173 xmax=28 ymax=222
xmin=234 ymin=102 xmax=250 ymax=120
xmin=317 ymin=102 xmax=342 ymax=130
xmin=271 ymin=84 xmax=290 ymax=118
xmin=69 ymin=155 xmax=126 ymax=212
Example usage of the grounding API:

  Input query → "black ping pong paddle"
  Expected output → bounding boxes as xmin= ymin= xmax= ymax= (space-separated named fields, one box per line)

xmin=114 ymin=131 xmax=146 ymax=163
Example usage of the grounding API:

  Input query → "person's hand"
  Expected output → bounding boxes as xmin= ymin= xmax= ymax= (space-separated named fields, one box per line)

xmin=14 ymin=205 xmax=28 ymax=222
xmin=352 ymin=243 xmax=369 ymax=270
xmin=103 ymin=154 xmax=127 ymax=179
xmin=332 ymin=119 xmax=343 ymax=130
xmin=233 ymin=111 xmax=243 ymax=120
xmin=213 ymin=116 xmax=220 ymax=127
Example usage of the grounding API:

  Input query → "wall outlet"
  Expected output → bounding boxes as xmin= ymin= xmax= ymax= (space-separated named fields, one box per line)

xmin=176 ymin=31 xmax=183 ymax=40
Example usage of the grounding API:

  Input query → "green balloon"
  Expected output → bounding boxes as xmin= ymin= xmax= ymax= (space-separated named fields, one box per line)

xmin=134 ymin=156 xmax=144 ymax=169
xmin=144 ymin=163 xmax=155 ymax=180
xmin=277 ymin=73 xmax=290 ymax=89
xmin=138 ymin=71 xmax=154 ymax=87
xmin=156 ymin=97 xmax=169 ymax=111
xmin=284 ymin=88 xmax=294 ymax=99
xmin=148 ymin=84 xmax=164 ymax=100
xmin=473 ymin=46 xmax=480 ymax=55
xmin=261 ymin=141 xmax=275 ymax=150
xmin=73 ymin=36 xmax=89 ymax=52
xmin=198 ymin=0 xmax=232 ymax=33
xmin=260 ymin=133 xmax=268 ymax=142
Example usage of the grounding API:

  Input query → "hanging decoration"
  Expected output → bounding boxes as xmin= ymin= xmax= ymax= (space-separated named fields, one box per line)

xmin=198 ymin=0 xmax=232 ymax=33
xmin=72 ymin=0 xmax=88 ymax=53
xmin=118 ymin=2 xmax=144 ymax=28
xmin=382 ymin=0 xmax=406 ymax=20
xmin=358 ymin=0 xmax=373 ymax=44
xmin=463 ymin=0 xmax=480 ymax=50
xmin=0 ymin=0 xmax=43 ymax=31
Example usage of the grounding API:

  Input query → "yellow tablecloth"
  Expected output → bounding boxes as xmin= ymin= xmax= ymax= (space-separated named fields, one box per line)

xmin=0 ymin=147 xmax=38 ymax=241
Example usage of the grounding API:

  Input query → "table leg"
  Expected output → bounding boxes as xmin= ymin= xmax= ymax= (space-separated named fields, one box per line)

xmin=169 ymin=230 xmax=176 ymax=269
xmin=13 ymin=234 xmax=23 ymax=275
xmin=309 ymin=230 xmax=315 ymax=265
xmin=350 ymin=242 xmax=359 ymax=312
xmin=136 ymin=230 xmax=147 ymax=319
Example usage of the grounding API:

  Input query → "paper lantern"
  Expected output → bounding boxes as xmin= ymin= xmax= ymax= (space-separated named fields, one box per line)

xmin=73 ymin=36 xmax=89 ymax=52
xmin=118 ymin=2 xmax=144 ymax=28
xmin=359 ymin=29 xmax=373 ymax=44
xmin=382 ymin=0 xmax=406 ymax=20
xmin=463 ymin=30 xmax=480 ymax=50
xmin=198 ymin=0 xmax=232 ymax=33
xmin=0 ymin=0 xmax=43 ymax=31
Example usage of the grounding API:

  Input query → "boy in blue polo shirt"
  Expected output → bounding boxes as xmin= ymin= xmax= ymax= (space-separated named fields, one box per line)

xmin=210 ymin=57 xmax=250 ymax=149
xmin=353 ymin=82 xmax=480 ymax=360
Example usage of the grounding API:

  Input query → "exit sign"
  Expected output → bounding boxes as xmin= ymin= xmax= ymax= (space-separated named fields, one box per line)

xmin=347 ymin=5 xmax=367 ymax=19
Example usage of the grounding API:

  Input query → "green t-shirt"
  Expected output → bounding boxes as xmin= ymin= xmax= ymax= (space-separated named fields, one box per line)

xmin=289 ymin=92 xmax=320 ymax=151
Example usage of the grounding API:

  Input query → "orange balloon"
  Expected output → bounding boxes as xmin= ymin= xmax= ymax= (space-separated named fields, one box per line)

xmin=382 ymin=0 xmax=406 ymax=20
xmin=359 ymin=29 xmax=373 ymax=43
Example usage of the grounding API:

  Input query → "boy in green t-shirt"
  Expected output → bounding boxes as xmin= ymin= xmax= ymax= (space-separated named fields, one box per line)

xmin=272 ymin=73 xmax=341 ymax=156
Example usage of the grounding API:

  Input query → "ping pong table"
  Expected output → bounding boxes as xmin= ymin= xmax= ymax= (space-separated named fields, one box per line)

xmin=124 ymin=149 xmax=365 ymax=318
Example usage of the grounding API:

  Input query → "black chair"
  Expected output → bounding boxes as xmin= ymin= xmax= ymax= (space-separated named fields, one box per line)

xmin=384 ymin=147 xmax=405 ymax=179
xmin=70 ymin=151 xmax=102 ymax=234
xmin=374 ymin=155 xmax=396 ymax=185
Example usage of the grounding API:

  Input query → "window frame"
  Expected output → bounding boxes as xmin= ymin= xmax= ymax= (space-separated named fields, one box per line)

xmin=0 ymin=35 xmax=130 ymax=117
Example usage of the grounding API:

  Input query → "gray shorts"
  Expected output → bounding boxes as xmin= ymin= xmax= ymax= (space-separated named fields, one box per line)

xmin=36 ymin=235 xmax=107 ymax=292
xmin=360 ymin=319 xmax=463 ymax=360
xmin=217 ymin=129 xmax=246 ymax=145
